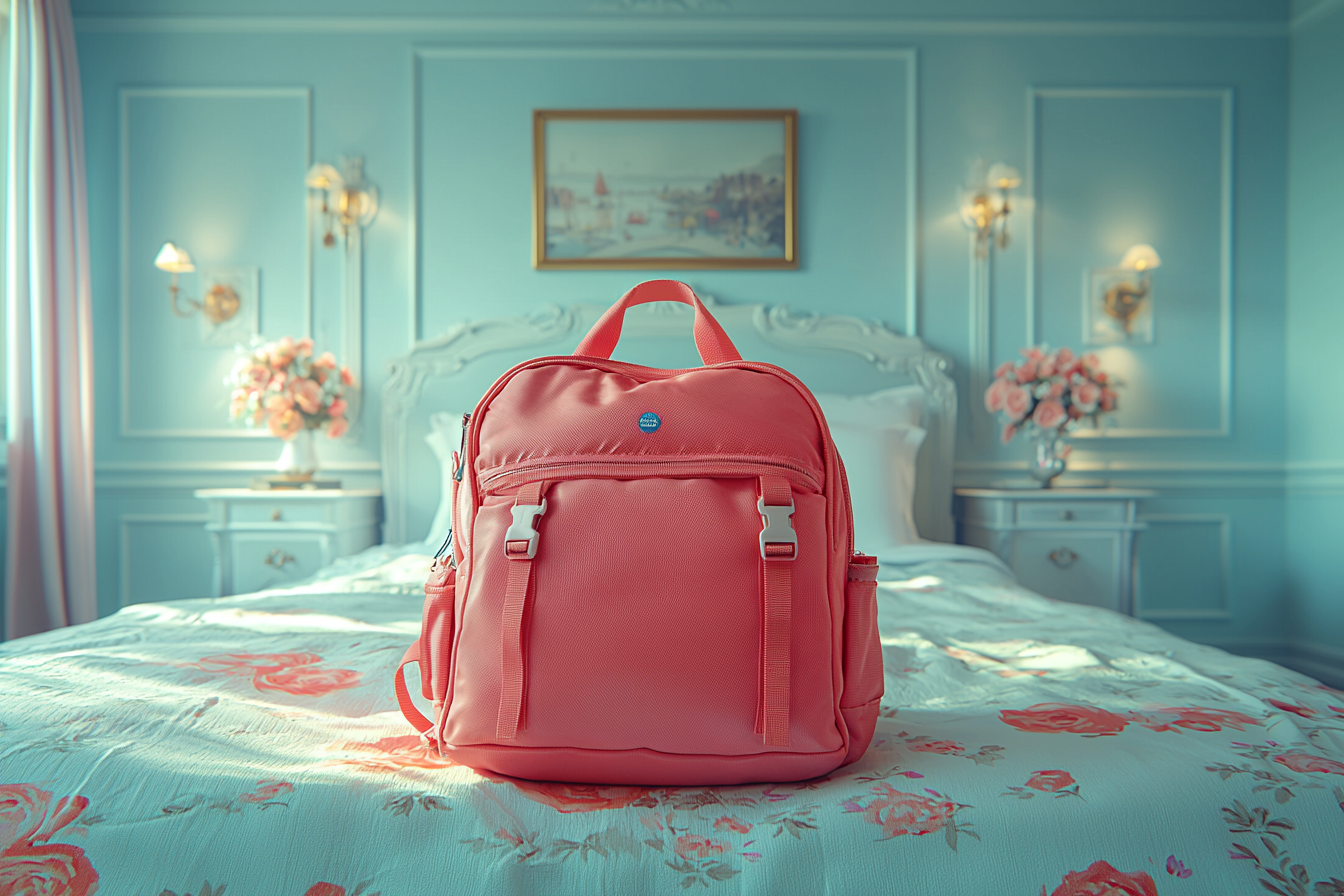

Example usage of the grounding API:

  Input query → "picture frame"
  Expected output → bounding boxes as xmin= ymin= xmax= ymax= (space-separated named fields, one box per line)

xmin=1084 ymin=267 xmax=1155 ymax=345
xmin=533 ymin=109 xmax=798 ymax=270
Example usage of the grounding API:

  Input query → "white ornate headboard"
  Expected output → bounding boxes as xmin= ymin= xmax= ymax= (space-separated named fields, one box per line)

xmin=381 ymin=295 xmax=956 ymax=545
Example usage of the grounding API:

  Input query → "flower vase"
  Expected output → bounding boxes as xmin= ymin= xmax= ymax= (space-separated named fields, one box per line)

xmin=276 ymin=428 xmax=319 ymax=480
xmin=1030 ymin=430 xmax=1067 ymax=488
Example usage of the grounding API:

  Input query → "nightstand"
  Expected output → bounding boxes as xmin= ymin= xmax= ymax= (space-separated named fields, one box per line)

xmin=195 ymin=489 xmax=383 ymax=597
xmin=954 ymin=488 xmax=1151 ymax=615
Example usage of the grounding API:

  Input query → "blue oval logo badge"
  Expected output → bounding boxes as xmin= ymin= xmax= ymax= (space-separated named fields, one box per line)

xmin=638 ymin=412 xmax=661 ymax=433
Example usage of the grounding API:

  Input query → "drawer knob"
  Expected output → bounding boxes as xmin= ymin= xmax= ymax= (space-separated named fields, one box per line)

xmin=1060 ymin=509 xmax=1074 ymax=521
xmin=265 ymin=549 xmax=297 ymax=569
xmin=270 ymin=508 xmax=283 ymax=521
xmin=1048 ymin=547 xmax=1079 ymax=569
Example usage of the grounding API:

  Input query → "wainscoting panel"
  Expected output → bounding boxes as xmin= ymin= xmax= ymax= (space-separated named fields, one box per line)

xmin=117 ymin=513 xmax=214 ymax=608
xmin=1136 ymin=513 xmax=1231 ymax=619
xmin=1030 ymin=88 xmax=1232 ymax=437
xmin=120 ymin=87 xmax=311 ymax=438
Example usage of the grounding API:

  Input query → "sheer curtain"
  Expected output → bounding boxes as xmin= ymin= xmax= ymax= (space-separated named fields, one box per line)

xmin=4 ymin=0 xmax=96 ymax=639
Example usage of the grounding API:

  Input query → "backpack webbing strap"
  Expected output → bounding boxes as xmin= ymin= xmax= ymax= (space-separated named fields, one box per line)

xmin=497 ymin=481 xmax=546 ymax=741
xmin=759 ymin=476 xmax=794 ymax=748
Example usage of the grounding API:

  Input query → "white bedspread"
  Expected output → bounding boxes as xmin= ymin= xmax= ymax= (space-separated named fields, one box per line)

xmin=0 ymin=545 xmax=1340 ymax=896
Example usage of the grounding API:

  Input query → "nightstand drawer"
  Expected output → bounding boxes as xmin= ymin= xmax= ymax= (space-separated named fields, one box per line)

xmin=1016 ymin=502 xmax=1127 ymax=525
xmin=226 ymin=501 xmax=337 ymax=526
xmin=1010 ymin=531 xmax=1120 ymax=610
xmin=229 ymin=533 xmax=328 ymax=594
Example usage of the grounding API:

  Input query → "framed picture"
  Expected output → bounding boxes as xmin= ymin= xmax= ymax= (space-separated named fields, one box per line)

xmin=1084 ymin=267 xmax=1154 ymax=345
xmin=533 ymin=109 xmax=798 ymax=270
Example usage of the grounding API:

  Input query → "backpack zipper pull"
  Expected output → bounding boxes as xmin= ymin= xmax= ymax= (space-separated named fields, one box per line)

xmin=454 ymin=413 xmax=471 ymax=482
xmin=433 ymin=528 xmax=453 ymax=561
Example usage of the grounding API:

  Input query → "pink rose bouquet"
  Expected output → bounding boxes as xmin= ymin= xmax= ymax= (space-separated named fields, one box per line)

xmin=984 ymin=346 xmax=1116 ymax=445
xmin=227 ymin=336 xmax=356 ymax=440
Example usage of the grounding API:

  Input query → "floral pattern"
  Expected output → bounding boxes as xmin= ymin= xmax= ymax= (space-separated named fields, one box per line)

xmin=1043 ymin=860 xmax=1158 ymax=896
xmin=1002 ymin=769 xmax=1084 ymax=801
xmin=1001 ymin=703 xmax=1265 ymax=737
xmin=1273 ymin=751 xmax=1344 ymax=776
xmin=0 ymin=785 xmax=98 ymax=896
xmin=193 ymin=653 xmax=362 ymax=697
xmin=1026 ymin=770 xmax=1075 ymax=792
xmin=324 ymin=735 xmax=460 ymax=772
xmin=841 ymin=784 xmax=978 ymax=848
xmin=0 ymin=546 xmax=1341 ymax=894
xmin=1000 ymin=703 xmax=1132 ymax=736
xmin=1136 ymin=706 xmax=1260 ymax=733
xmin=499 ymin=781 xmax=655 ymax=814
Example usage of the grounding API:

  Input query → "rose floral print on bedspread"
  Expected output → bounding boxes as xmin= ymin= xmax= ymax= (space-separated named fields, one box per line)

xmin=0 ymin=785 xmax=99 ymax=896
xmin=191 ymin=652 xmax=362 ymax=697
xmin=999 ymin=703 xmax=1264 ymax=736
xmin=1043 ymin=860 xmax=1159 ymax=896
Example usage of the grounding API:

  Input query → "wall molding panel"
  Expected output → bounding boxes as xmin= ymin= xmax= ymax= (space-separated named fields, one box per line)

xmin=118 ymin=513 xmax=211 ymax=608
xmin=119 ymin=86 xmax=313 ymax=439
xmin=968 ymin=236 xmax=993 ymax=441
xmin=97 ymin=460 xmax=381 ymax=494
xmin=1135 ymin=513 xmax=1232 ymax=621
xmin=1285 ymin=460 xmax=1344 ymax=493
xmin=410 ymin=45 xmax=919 ymax=344
xmin=1024 ymin=87 xmax=1234 ymax=439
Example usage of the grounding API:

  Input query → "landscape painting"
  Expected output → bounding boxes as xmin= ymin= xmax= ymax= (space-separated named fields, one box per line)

xmin=533 ymin=109 xmax=797 ymax=269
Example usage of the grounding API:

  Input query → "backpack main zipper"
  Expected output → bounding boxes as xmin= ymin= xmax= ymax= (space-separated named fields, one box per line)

xmin=479 ymin=455 xmax=822 ymax=496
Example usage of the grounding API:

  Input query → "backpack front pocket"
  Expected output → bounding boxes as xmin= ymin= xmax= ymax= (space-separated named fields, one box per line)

xmin=444 ymin=474 xmax=842 ymax=757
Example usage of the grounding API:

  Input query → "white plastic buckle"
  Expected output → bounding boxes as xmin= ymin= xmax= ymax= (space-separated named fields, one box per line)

xmin=758 ymin=497 xmax=797 ymax=561
xmin=504 ymin=499 xmax=548 ymax=560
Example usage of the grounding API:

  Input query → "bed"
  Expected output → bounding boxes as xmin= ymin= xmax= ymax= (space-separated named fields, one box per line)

xmin=2 ymin=296 xmax=1341 ymax=895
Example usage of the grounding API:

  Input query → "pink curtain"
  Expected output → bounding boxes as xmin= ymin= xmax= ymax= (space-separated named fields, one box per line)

xmin=4 ymin=0 xmax=97 ymax=639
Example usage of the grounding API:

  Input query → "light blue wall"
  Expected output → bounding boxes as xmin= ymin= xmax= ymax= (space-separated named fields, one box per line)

xmin=1286 ymin=0 xmax=1344 ymax=684
xmin=66 ymin=0 xmax=1313 ymax=674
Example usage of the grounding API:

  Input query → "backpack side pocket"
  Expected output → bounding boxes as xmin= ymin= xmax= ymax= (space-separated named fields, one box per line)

xmin=840 ymin=554 xmax=882 ymax=765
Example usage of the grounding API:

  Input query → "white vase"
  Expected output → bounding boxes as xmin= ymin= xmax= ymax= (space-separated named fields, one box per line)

xmin=276 ymin=428 xmax=319 ymax=480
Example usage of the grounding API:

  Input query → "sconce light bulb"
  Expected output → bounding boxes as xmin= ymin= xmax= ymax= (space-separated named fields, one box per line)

xmin=305 ymin=162 xmax=343 ymax=192
xmin=986 ymin=163 xmax=1022 ymax=191
xmin=154 ymin=241 xmax=195 ymax=273
xmin=1120 ymin=243 xmax=1161 ymax=272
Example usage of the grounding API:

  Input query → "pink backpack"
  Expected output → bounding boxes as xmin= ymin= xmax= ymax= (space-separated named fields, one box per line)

xmin=395 ymin=280 xmax=883 ymax=785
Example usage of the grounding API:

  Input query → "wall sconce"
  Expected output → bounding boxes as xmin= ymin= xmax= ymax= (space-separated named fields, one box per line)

xmin=960 ymin=163 xmax=1021 ymax=258
xmin=1086 ymin=243 xmax=1161 ymax=345
xmin=306 ymin=156 xmax=378 ymax=409
xmin=153 ymin=241 xmax=240 ymax=324
xmin=306 ymin=157 xmax=379 ymax=248
xmin=963 ymin=162 xmax=1022 ymax=443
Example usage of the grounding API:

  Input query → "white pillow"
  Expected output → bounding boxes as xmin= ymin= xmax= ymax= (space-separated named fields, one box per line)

xmin=424 ymin=412 xmax=464 ymax=548
xmin=817 ymin=387 xmax=926 ymax=554
xmin=815 ymin=385 xmax=923 ymax=430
